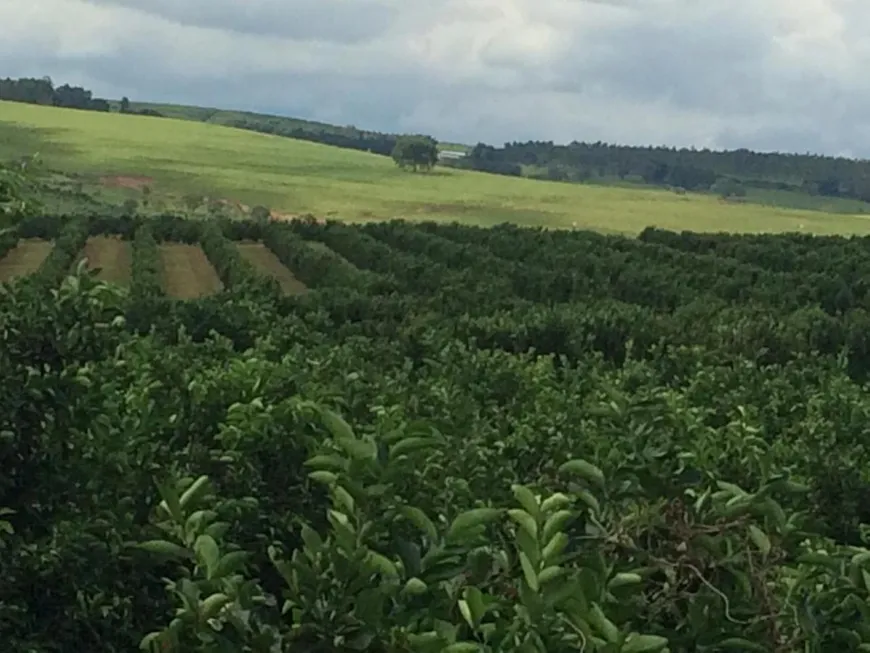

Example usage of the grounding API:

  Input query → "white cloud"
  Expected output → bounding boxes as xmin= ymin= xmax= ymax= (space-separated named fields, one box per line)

xmin=1 ymin=0 xmax=870 ymax=155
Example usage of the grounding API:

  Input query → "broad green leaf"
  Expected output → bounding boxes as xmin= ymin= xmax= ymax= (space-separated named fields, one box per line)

xmin=333 ymin=485 xmax=355 ymax=513
xmin=458 ymin=599 xmax=474 ymax=629
xmin=389 ymin=437 xmax=437 ymax=460
xmin=303 ymin=454 xmax=348 ymax=471
xmin=542 ymin=510 xmax=574 ymax=542
xmin=542 ymin=532 xmax=568 ymax=563
xmin=587 ymin=603 xmax=619 ymax=643
xmin=558 ymin=459 xmax=605 ymax=488
xmin=540 ymin=492 xmax=571 ymax=513
xmin=716 ymin=637 xmax=770 ymax=651
xmin=576 ymin=488 xmax=601 ymax=514
xmin=155 ymin=478 xmax=183 ymax=524
xmin=463 ymin=586 xmax=486 ymax=626
xmin=447 ymin=508 xmax=503 ymax=540
xmin=512 ymin=484 xmax=541 ymax=521
xmin=308 ymin=470 xmax=338 ymax=485
xmin=519 ymin=551 xmax=539 ymax=592
xmin=538 ymin=565 xmax=566 ymax=585
xmin=367 ymin=551 xmax=399 ymax=578
xmin=508 ymin=508 xmax=538 ymax=541
xmin=716 ymin=481 xmax=747 ymax=497
xmin=136 ymin=540 xmax=192 ymax=560
xmin=195 ymin=534 xmax=220 ymax=577
xmin=403 ymin=577 xmax=428 ymax=595
xmin=607 ymin=572 xmax=643 ymax=590
xmin=748 ymin=525 xmax=771 ymax=557
xmin=178 ymin=475 xmax=210 ymax=510
xmin=399 ymin=506 xmax=438 ymax=543
xmin=214 ymin=551 xmax=250 ymax=578
xmin=339 ymin=437 xmax=377 ymax=461
xmin=300 ymin=524 xmax=323 ymax=552
xmin=320 ymin=408 xmax=355 ymax=441
xmin=622 ymin=633 xmax=669 ymax=653
xmin=442 ymin=644 xmax=481 ymax=653
xmin=200 ymin=593 xmax=231 ymax=620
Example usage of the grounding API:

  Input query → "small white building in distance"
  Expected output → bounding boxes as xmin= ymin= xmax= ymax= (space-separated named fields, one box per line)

xmin=438 ymin=150 xmax=467 ymax=161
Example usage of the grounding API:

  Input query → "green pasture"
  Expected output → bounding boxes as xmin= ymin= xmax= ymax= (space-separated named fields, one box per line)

xmin=3 ymin=100 xmax=870 ymax=234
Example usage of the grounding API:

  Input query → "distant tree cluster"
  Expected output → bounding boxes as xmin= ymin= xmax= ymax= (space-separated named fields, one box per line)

xmin=0 ymin=76 xmax=110 ymax=112
xmin=441 ymin=139 xmax=870 ymax=203
xmin=391 ymin=135 xmax=438 ymax=171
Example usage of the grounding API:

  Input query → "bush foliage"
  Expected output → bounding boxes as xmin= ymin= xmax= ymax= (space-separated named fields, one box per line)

xmin=3 ymin=214 xmax=870 ymax=652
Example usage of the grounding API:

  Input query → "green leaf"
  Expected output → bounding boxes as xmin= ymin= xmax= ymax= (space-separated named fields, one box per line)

xmin=333 ymin=485 xmax=356 ymax=513
xmin=512 ymin=484 xmax=541 ymax=521
xmin=540 ymin=492 xmax=571 ymax=513
xmin=366 ymin=551 xmax=399 ymax=578
xmin=200 ymin=593 xmax=231 ymax=620
xmin=576 ymin=488 xmax=601 ymax=514
xmin=339 ymin=437 xmax=378 ymax=461
xmin=588 ymin=603 xmax=619 ymax=643
xmin=558 ymin=459 xmax=605 ymax=488
xmin=389 ymin=436 xmax=437 ymax=460
xmin=399 ymin=506 xmax=439 ymax=543
xmin=155 ymin=478 xmax=183 ymax=524
xmin=136 ymin=540 xmax=192 ymax=560
xmin=300 ymin=524 xmax=323 ymax=552
xmin=508 ymin=508 xmax=538 ymax=541
xmin=403 ymin=577 xmax=428 ymax=596
xmin=622 ymin=633 xmax=669 ymax=653
xmin=607 ymin=572 xmax=643 ymax=590
xmin=463 ymin=586 xmax=486 ymax=626
xmin=542 ymin=532 xmax=568 ymax=564
xmin=447 ymin=508 xmax=503 ymax=540
xmin=519 ymin=551 xmax=539 ymax=592
xmin=320 ymin=408 xmax=355 ymax=441
xmin=178 ymin=475 xmax=210 ymax=510
xmin=716 ymin=637 xmax=769 ymax=651
xmin=538 ymin=565 xmax=566 ymax=585
xmin=542 ymin=509 xmax=574 ymax=542
xmin=797 ymin=552 xmax=841 ymax=570
xmin=195 ymin=534 xmax=220 ymax=578
xmin=458 ymin=599 xmax=474 ymax=629
xmin=308 ymin=470 xmax=338 ymax=485
xmin=748 ymin=525 xmax=771 ymax=557
xmin=214 ymin=550 xmax=249 ymax=578
xmin=304 ymin=454 xmax=348 ymax=471
xmin=442 ymin=644 xmax=481 ymax=653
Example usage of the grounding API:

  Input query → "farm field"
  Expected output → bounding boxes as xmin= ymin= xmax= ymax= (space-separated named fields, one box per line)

xmin=5 ymin=101 xmax=870 ymax=234
xmin=78 ymin=235 xmax=132 ymax=284
xmin=5 ymin=211 xmax=870 ymax=651
xmin=158 ymin=242 xmax=223 ymax=299
xmin=0 ymin=238 xmax=53 ymax=281
xmin=235 ymin=241 xmax=306 ymax=295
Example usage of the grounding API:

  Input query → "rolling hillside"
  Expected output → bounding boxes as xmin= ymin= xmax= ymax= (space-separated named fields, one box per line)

xmin=3 ymin=100 xmax=870 ymax=233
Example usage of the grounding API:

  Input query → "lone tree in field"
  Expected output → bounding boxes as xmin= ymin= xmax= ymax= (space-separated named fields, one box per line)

xmin=391 ymin=135 xmax=438 ymax=172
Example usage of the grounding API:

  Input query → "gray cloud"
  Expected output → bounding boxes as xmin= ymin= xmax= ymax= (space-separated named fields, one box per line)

xmin=2 ymin=0 xmax=870 ymax=156
xmin=83 ymin=0 xmax=400 ymax=43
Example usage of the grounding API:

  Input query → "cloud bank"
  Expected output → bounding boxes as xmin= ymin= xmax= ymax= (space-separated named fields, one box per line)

xmin=2 ymin=0 xmax=868 ymax=155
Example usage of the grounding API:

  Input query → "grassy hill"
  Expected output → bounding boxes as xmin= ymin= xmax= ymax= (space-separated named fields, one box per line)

xmin=3 ymin=100 xmax=870 ymax=234
xmin=121 ymin=101 xmax=471 ymax=154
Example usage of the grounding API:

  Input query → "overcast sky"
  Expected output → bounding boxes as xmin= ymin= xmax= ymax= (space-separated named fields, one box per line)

xmin=2 ymin=0 xmax=869 ymax=156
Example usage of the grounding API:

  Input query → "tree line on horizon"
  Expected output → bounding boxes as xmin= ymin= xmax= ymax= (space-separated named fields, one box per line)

xmin=0 ymin=76 xmax=111 ymax=113
xmin=452 ymin=140 xmax=870 ymax=203
xmin=3 ymin=75 xmax=870 ymax=203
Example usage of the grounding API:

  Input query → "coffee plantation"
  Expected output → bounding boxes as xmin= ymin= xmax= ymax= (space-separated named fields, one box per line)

xmin=4 ymin=213 xmax=870 ymax=652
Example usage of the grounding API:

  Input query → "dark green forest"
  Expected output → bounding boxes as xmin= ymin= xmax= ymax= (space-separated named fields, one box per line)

xmin=5 ymin=209 xmax=870 ymax=651
xmin=0 ymin=76 xmax=111 ymax=113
